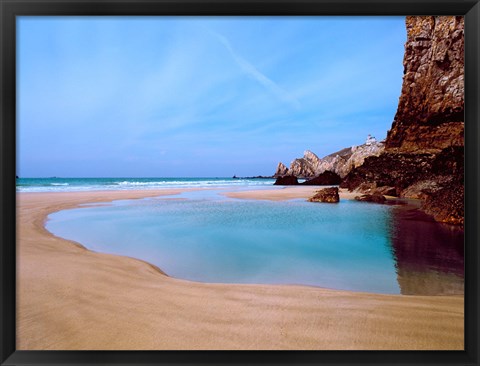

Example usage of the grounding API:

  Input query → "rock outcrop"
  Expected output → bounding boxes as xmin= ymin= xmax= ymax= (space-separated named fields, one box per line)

xmin=340 ymin=142 xmax=385 ymax=177
xmin=308 ymin=187 xmax=340 ymax=203
xmin=274 ymin=138 xmax=384 ymax=179
xmin=273 ymin=176 xmax=299 ymax=186
xmin=341 ymin=153 xmax=437 ymax=196
xmin=342 ymin=16 xmax=464 ymax=225
xmin=286 ymin=150 xmax=320 ymax=178
xmin=421 ymin=184 xmax=464 ymax=225
xmin=371 ymin=186 xmax=397 ymax=197
xmin=302 ymin=171 xmax=342 ymax=186
xmin=386 ymin=16 xmax=464 ymax=153
xmin=354 ymin=194 xmax=387 ymax=204
xmin=273 ymin=162 xmax=289 ymax=178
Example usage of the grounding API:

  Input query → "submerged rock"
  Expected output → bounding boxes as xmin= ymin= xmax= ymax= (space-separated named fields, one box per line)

xmin=273 ymin=176 xmax=299 ymax=185
xmin=308 ymin=187 xmax=339 ymax=203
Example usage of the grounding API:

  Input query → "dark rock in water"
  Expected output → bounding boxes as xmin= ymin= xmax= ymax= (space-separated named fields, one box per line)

xmin=422 ymin=183 xmax=464 ymax=225
xmin=308 ymin=187 xmax=339 ymax=203
xmin=302 ymin=171 xmax=341 ymax=185
xmin=234 ymin=175 xmax=273 ymax=179
xmin=341 ymin=147 xmax=463 ymax=223
xmin=355 ymin=194 xmax=387 ymax=204
xmin=241 ymin=175 xmax=273 ymax=179
xmin=273 ymin=176 xmax=299 ymax=186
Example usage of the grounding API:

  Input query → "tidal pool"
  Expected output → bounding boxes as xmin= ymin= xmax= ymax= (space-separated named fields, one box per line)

xmin=46 ymin=191 xmax=464 ymax=294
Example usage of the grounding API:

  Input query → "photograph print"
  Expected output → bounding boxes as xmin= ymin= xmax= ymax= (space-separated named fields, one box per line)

xmin=16 ymin=15 xmax=464 ymax=350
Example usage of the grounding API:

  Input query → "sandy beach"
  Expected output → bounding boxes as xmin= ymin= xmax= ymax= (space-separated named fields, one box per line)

xmin=16 ymin=188 xmax=464 ymax=350
xmin=224 ymin=186 xmax=360 ymax=201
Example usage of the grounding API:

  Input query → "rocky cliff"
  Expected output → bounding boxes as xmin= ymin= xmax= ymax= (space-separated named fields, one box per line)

xmin=342 ymin=16 xmax=464 ymax=225
xmin=386 ymin=16 xmax=464 ymax=153
xmin=274 ymin=139 xmax=384 ymax=179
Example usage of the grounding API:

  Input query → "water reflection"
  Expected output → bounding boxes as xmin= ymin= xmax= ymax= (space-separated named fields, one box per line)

xmin=388 ymin=204 xmax=464 ymax=295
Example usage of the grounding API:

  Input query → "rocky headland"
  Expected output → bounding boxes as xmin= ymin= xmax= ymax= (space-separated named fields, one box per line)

xmin=342 ymin=16 xmax=464 ymax=225
xmin=274 ymin=136 xmax=385 ymax=179
xmin=274 ymin=16 xmax=464 ymax=225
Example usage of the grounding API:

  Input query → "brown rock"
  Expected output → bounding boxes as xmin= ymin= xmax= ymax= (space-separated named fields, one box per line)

xmin=288 ymin=155 xmax=317 ymax=178
xmin=340 ymin=153 xmax=437 ymax=192
xmin=386 ymin=16 xmax=464 ymax=153
xmin=273 ymin=176 xmax=299 ymax=186
xmin=273 ymin=162 xmax=289 ymax=177
xmin=308 ymin=187 xmax=339 ymax=203
xmin=422 ymin=183 xmax=464 ymax=225
xmin=302 ymin=171 xmax=341 ymax=185
xmin=372 ymin=186 xmax=397 ymax=197
xmin=354 ymin=194 xmax=387 ymax=204
xmin=340 ymin=17 xmax=464 ymax=224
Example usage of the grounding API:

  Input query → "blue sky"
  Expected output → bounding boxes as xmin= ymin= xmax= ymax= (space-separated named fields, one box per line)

xmin=17 ymin=16 xmax=406 ymax=178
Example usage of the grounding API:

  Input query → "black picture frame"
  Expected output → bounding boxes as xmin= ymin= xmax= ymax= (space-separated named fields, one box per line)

xmin=1 ymin=0 xmax=479 ymax=365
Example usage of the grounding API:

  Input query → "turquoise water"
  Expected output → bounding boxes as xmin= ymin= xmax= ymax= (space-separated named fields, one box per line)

xmin=16 ymin=177 xmax=276 ymax=192
xmin=45 ymin=190 xmax=464 ymax=294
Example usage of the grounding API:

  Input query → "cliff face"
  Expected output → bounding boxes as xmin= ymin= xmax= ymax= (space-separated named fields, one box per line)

xmin=272 ymin=16 xmax=464 ymax=224
xmin=386 ymin=16 xmax=464 ymax=153
xmin=342 ymin=16 xmax=464 ymax=225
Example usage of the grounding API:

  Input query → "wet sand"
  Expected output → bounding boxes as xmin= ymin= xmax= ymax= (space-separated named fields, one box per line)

xmin=224 ymin=186 xmax=359 ymax=201
xmin=16 ymin=189 xmax=464 ymax=350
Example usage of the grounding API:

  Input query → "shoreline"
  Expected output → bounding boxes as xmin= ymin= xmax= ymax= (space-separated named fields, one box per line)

xmin=17 ymin=188 xmax=464 ymax=350
xmin=224 ymin=186 xmax=360 ymax=201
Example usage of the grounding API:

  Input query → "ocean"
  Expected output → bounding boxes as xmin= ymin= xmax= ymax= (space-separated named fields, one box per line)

xmin=43 ymin=186 xmax=465 ymax=295
xmin=16 ymin=177 xmax=277 ymax=192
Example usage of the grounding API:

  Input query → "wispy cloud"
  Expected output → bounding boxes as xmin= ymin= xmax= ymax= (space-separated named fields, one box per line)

xmin=211 ymin=31 xmax=301 ymax=111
